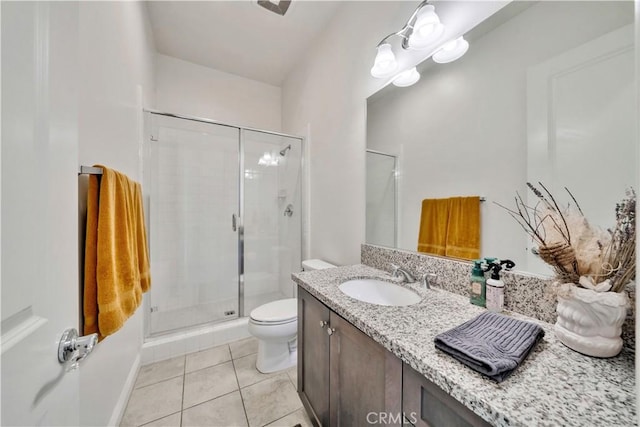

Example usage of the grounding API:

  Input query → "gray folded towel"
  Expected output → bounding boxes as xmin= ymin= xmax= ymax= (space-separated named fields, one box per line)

xmin=434 ymin=311 xmax=544 ymax=382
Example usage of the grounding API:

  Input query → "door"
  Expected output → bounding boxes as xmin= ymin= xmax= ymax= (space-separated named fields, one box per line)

xmin=329 ymin=312 xmax=402 ymax=426
xmin=297 ymin=288 xmax=330 ymax=426
xmin=145 ymin=113 xmax=241 ymax=335
xmin=1 ymin=2 xmax=81 ymax=425
xmin=242 ymin=130 xmax=303 ymax=313
xmin=526 ymin=24 xmax=635 ymax=275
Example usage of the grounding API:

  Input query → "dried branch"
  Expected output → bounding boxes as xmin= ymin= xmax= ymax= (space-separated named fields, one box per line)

xmin=537 ymin=182 xmax=572 ymax=244
xmin=564 ymin=187 xmax=584 ymax=216
xmin=496 ymin=183 xmax=635 ymax=293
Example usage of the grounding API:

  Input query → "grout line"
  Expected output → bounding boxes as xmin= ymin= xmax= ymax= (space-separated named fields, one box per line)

xmin=184 ymin=357 xmax=234 ymax=375
xmin=232 ymin=351 xmax=258 ymax=361
xmin=134 ymin=372 xmax=185 ymax=391
xmin=137 ymin=410 xmax=182 ymax=427
xmin=231 ymin=356 xmax=252 ymax=427
xmin=180 ymin=355 xmax=186 ymax=427
xmin=284 ymin=367 xmax=296 ymax=389
xmin=262 ymin=407 xmax=302 ymax=427
xmin=239 ymin=371 xmax=281 ymax=390
xmin=180 ymin=389 xmax=240 ymax=412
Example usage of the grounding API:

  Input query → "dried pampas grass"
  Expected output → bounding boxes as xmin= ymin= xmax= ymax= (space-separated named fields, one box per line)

xmin=497 ymin=183 xmax=635 ymax=293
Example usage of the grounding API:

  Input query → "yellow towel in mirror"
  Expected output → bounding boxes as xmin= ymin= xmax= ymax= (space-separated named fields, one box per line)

xmin=417 ymin=196 xmax=480 ymax=260
xmin=84 ymin=165 xmax=151 ymax=340
xmin=417 ymin=198 xmax=449 ymax=256
xmin=445 ymin=196 xmax=480 ymax=260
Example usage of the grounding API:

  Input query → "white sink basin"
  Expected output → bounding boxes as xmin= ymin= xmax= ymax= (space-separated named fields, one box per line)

xmin=339 ymin=279 xmax=422 ymax=306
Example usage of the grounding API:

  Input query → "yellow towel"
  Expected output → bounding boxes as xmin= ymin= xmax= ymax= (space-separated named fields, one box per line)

xmin=417 ymin=198 xmax=449 ymax=256
xmin=445 ymin=196 xmax=481 ymax=260
xmin=84 ymin=166 xmax=151 ymax=340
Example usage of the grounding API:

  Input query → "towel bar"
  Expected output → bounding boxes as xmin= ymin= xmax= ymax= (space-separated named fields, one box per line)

xmin=78 ymin=166 xmax=103 ymax=175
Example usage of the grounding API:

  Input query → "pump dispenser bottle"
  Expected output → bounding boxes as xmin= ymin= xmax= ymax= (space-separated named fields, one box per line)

xmin=469 ymin=260 xmax=486 ymax=307
xmin=485 ymin=259 xmax=515 ymax=312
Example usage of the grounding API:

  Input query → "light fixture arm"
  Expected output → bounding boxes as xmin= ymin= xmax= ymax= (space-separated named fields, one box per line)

xmin=371 ymin=0 xmax=469 ymax=85
xmin=375 ymin=0 xmax=430 ymax=50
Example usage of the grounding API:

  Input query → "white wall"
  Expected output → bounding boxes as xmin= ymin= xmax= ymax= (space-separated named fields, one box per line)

xmin=76 ymin=2 xmax=156 ymax=425
xmin=282 ymin=1 xmax=417 ymax=265
xmin=156 ymin=54 xmax=282 ymax=131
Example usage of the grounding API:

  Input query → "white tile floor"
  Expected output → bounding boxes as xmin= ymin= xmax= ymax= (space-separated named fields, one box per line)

xmin=121 ymin=337 xmax=312 ymax=427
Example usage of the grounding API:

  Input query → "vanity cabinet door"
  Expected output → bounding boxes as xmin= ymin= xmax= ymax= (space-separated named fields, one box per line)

xmin=298 ymin=288 xmax=331 ymax=426
xmin=329 ymin=312 xmax=402 ymax=426
xmin=403 ymin=364 xmax=491 ymax=427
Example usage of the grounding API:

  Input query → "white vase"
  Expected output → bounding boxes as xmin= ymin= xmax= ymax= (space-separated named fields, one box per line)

xmin=554 ymin=283 xmax=629 ymax=358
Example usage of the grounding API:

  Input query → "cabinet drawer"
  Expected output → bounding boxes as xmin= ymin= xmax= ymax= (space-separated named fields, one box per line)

xmin=403 ymin=365 xmax=491 ymax=427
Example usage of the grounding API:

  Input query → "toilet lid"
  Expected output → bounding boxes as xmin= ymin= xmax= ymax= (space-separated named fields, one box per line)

xmin=250 ymin=298 xmax=297 ymax=323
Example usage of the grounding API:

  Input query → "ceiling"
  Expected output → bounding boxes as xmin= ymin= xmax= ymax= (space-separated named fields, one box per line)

xmin=146 ymin=1 xmax=343 ymax=87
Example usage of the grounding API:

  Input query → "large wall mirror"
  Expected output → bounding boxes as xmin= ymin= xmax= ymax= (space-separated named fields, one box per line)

xmin=366 ymin=1 xmax=636 ymax=277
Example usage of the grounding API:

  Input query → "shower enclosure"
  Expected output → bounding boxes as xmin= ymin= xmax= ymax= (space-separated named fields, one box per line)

xmin=143 ymin=111 xmax=302 ymax=337
xmin=366 ymin=149 xmax=397 ymax=248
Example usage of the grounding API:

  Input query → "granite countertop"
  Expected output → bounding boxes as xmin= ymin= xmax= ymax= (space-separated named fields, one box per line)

xmin=292 ymin=265 xmax=636 ymax=427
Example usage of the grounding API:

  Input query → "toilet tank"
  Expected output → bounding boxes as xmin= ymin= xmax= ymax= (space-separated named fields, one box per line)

xmin=301 ymin=259 xmax=336 ymax=271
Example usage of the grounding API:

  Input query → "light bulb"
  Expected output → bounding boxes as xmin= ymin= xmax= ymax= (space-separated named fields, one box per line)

xmin=408 ymin=5 xmax=445 ymax=50
xmin=433 ymin=37 xmax=469 ymax=63
xmin=393 ymin=67 xmax=420 ymax=87
xmin=371 ymin=43 xmax=398 ymax=78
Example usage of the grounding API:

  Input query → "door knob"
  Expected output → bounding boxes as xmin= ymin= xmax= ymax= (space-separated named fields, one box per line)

xmin=320 ymin=320 xmax=328 ymax=328
xmin=58 ymin=328 xmax=98 ymax=367
xmin=326 ymin=327 xmax=335 ymax=336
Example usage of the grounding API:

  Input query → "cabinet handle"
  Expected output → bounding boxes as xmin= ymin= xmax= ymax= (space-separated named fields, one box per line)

xmin=320 ymin=320 xmax=328 ymax=329
xmin=327 ymin=327 xmax=335 ymax=336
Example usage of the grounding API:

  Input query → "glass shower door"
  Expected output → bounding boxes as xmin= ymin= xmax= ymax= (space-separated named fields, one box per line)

xmin=146 ymin=113 xmax=240 ymax=335
xmin=366 ymin=150 xmax=397 ymax=248
xmin=242 ymin=130 xmax=302 ymax=315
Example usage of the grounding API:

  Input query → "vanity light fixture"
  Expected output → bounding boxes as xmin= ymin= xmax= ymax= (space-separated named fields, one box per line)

xmin=371 ymin=43 xmax=398 ymax=78
xmin=432 ymin=36 xmax=469 ymax=63
xmin=393 ymin=67 xmax=420 ymax=87
xmin=407 ymin=5 xmax=445 ymax=49
xmin=370 ymin=0 xmax=469 ymax=87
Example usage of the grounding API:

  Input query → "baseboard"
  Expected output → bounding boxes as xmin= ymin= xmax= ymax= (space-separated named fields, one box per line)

xmin=108 ymin=352 xmax=141 ymax=426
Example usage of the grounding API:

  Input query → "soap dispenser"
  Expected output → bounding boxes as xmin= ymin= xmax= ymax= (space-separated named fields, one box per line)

xmin=469 ymin=260 xmax=486 ymax=307
xmin=484 ymin=259 xmax=515 ymax=312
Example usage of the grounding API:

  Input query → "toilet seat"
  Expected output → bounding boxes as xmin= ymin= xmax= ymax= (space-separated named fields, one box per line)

xmin=249 ymin=298 xmax=297 ymax=325
xmin=249 ymin=317 xmax=296 ymax=326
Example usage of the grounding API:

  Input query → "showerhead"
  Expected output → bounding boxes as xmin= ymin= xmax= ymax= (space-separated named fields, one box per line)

xmin=279 ymin=144 xmax=292 ymax=156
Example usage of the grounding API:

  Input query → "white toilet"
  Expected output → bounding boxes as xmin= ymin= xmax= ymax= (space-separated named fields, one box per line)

xmin=248 ymin=259 xmax=336 ymax=373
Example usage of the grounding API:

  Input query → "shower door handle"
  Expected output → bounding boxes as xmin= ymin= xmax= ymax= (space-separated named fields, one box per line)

xmin=232 ymin=214 xmax=237 ymax=232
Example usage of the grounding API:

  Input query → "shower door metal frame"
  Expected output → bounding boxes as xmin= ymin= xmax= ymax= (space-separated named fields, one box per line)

xmin=238 ymin=129 xmax=245 ymax=317
xmin=144 ymin=109 xmax=304 ymax=336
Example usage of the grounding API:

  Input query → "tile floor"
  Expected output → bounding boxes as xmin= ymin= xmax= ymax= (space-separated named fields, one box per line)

xmin=121 ymin=337 xmax=313 ymax=427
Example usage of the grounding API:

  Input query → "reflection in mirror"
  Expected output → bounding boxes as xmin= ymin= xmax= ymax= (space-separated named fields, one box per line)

xmin=366 ymin=150 xmax=398 ymax=248
xmin=366 ymin=1 xmax=635 ymax=276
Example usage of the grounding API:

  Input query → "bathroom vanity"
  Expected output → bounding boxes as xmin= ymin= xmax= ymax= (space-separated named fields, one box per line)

xmin=294 ymin=265 xmax=635 ymax=427
xmin=297 ymin=287 xmax=402 ymax=426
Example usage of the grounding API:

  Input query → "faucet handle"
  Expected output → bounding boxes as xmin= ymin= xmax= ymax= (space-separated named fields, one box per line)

xmin=421 ymin=272 xmax=438 ymax=289
xmin=390 ymin=263 xmax=400 ymax=274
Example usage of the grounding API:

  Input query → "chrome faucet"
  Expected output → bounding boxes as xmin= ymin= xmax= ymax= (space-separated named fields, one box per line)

xmin=390 ymin=264 xmax=416 ymax=283
xmin=421 ymin=272 xmax=437 ymax=289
